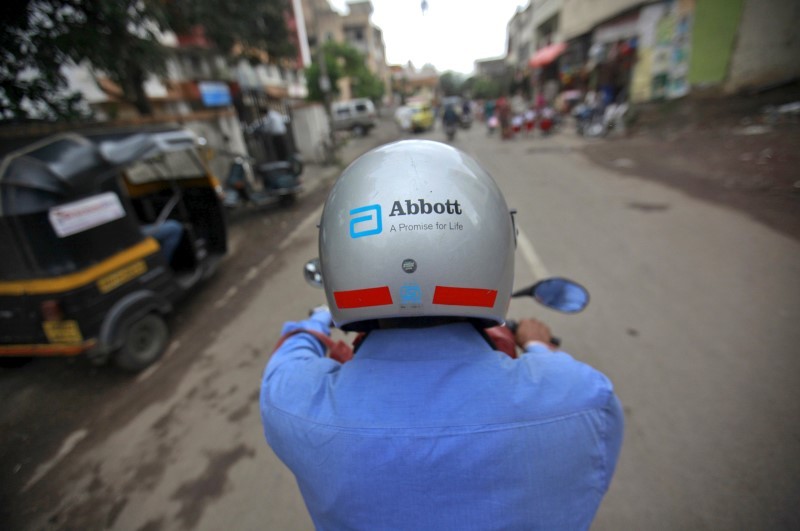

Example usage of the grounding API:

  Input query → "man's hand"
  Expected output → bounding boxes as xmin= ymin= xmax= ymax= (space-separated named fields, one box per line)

xmin=514 ymin=318 xmax=555 ymax=350
xmin=308 ymin=306 xmax=333 ymax=328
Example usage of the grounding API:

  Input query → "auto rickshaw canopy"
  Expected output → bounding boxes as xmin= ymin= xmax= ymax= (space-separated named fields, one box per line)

xmin=0 ymin=130 xmax=200 ymax=216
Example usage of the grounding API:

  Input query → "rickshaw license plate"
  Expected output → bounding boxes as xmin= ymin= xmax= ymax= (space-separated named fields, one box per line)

xmin=43 ymin=320 xmax=83 ymax=344
xmin=97 ymin=260 xmax=147 ymax=294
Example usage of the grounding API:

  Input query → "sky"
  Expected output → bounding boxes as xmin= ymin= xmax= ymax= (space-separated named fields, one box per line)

xmin=328 ymin=0 xmax=529 ymax=75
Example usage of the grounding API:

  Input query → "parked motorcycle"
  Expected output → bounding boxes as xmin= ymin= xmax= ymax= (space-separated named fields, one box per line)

xmin=298 ymin=258 xmax=589 ymax=360
xmin=223 ymin=152 xmax=303 ymax=208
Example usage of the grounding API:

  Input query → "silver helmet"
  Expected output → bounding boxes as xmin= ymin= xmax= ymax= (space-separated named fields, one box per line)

xmin=319 ymin=140 xmax=516 ymax=331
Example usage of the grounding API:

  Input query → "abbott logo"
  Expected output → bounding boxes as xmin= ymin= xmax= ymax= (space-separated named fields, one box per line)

xmin=349 ymin=204 xmax=382 ymax=238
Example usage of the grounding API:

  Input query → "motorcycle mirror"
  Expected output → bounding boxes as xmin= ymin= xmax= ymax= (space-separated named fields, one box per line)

xmin=512 ymin=277 xmax=589 ymax=313
xmin=304 ymin=258 xmax=323 ymax=288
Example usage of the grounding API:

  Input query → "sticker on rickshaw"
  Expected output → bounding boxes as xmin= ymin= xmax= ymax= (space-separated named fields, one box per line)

xmin=48 ymin=192 xmax=125 ymax=237
xmin=96 ymin=260 xmax=147 ymax=294
xmin=42 ymin=320 xmax=83 ymax=344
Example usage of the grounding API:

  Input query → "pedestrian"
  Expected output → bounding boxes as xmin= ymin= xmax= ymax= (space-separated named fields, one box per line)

xmin=260 ymin=140 xmax=624 ymax=530
xmin=496 ymin=96 xmax=513 ymax=140
xmin=535 ymin=91 xmax=547 ymax=112
xmin=540 ymin=105 xmax=556 ymax=135
xmin=253 ymin=107 xmax=291 ymax=161
xmin=487 ymin=114 xmax=499 ymax=135
xmin=511 ymin=113 xmax=524 ymax=136
xmin=524 ymin=106 xmax=537 ymax=137
xmin=483 ymin=98 xmax=496 ymax=121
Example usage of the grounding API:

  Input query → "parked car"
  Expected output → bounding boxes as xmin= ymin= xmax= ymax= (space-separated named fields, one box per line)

xmin=331 ymin=98 xmax=377 ymax=136
xmin=409 ymin=101 xmax=435 ymax=133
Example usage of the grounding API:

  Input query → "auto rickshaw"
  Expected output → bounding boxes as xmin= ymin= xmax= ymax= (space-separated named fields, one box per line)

xmin=0 ymin=129 xmax=227 ymax=371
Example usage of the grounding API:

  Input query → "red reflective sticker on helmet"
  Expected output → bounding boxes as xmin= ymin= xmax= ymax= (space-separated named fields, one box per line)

xmin=433 ymin=286 xmax=498 ymax=308
xmin=334 ymin=286 xmax=393 ymax=309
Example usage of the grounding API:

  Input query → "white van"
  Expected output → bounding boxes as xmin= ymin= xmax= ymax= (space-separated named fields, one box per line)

xmin=331 ymin=98 xmax=377 ymax=136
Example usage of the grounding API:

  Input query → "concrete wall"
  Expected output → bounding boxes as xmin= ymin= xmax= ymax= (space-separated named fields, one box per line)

xmin=290 ymin=103 xmax=332 ymax=164
xmin=725 ymin=0 xmax=800 ymax=92
xmin=506 ymin=3 xmax=534 ymax=69
xmin=533 ymin=0 xmax=564 ymax=44
xmin=688 ymin=0 xmax=743 ymax=86
xmin=562 ymin=0 xmax=644 ymax=39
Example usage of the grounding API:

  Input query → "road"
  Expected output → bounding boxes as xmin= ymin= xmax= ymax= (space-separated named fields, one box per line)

xmin=2 ymin=115 xmax=799 ymax=530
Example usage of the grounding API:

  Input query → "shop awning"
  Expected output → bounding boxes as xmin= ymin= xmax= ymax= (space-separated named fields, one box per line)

xmin=528 ymin=42 xmax=567 ymax=68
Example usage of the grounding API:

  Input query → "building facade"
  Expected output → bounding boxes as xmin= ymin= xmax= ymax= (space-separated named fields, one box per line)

xmin=505 ymin=0 xmax=799 ymax=107
xmin=301 ymin=0 xmax=390 ymax=103
xmin=506 ymin=3 xmax=535 ymax=72
xmin=390 ymin=63 xmax=439 ymax=104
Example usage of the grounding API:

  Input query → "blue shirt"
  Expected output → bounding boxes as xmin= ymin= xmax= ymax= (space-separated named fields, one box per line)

xmin=261 ymin=318 xmax=623 ymax=531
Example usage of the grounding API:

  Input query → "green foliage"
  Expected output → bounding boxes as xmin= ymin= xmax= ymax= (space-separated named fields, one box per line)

xmin=305 ymin=41 xmax=384 ymax=103
xmin=0 ymin=0 xmax=98 ymax=120
xmin=439 ymin=71 xmax=465 ymax=97
xmin=464 ymin=75 xmax=503 ymax=100
xmin=0 ymin=0 xmax=173 ymax=119
xmin=166 ymin=0 xmax=296 ymax=61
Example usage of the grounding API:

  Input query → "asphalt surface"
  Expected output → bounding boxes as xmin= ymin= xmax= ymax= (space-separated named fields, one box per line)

xmin=2 ymin=114 xmax=799 ymax=530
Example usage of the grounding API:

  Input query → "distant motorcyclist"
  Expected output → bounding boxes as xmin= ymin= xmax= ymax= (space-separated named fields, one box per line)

xmin=260 ymin=140 xmax=624 ymax=530
xmin=442 ymin=104 xmax=459 ymax=140
xmin=442 ymin=104 xmax=459 ymax=127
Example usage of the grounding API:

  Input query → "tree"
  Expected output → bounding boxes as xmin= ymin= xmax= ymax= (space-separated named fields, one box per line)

xmin=463 ymin=75 xmax=503 ymax=100
xmin=166 ymin=0 xmax=295 ymax=63
xmin=76 ymin=1 xmax=170 ymax=116
xmin=305 ymin=41 xmax=385 ymax=103
xmin=0 ymin=0 xmax=170 ymax=119
xmin=1 ymin=0 xmax=296 ymax=120
xmin=1 ymin=0 xmax=94 ymax=120
xmin=439 ymin=71 xmax=465 ymax=97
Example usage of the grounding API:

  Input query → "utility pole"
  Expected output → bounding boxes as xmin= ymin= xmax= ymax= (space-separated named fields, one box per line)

xmin=311 ymin=1 xmax=336 ymax=158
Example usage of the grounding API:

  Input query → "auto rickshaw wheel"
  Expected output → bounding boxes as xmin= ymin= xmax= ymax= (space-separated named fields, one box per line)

xmin=113 ymin=313 xmax=169 ymax=372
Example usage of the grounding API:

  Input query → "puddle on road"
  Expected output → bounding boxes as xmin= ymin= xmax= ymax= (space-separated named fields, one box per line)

xmin=626 ymin=202 xmax=671 ymax=212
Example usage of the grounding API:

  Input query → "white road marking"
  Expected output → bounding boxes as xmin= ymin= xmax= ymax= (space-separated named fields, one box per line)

xmin=244 ymin=266 xmax=259 ymax=282
xmin=259 ymin=253 xmax=276 ymax=269
xmin=22 ymin=429 xmax=89 ymax=492
xmin=213 ymin=285 xmax=239 ymax=309
xmin=277 ymin=205 xmax=324 ymax=251
xmin=516 ymin=228 xmax=550 ymax=281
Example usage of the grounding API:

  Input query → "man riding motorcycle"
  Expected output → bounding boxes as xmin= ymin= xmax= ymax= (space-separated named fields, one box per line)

xmin=260 ymin=140 xmax=623 ymax=530
xmin=442 ymin=104 xmax=459 ymax=140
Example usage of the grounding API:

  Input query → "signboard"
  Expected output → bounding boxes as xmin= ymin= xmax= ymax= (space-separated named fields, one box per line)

xmin=199 ymin=81 xmax=232 ymax=107
xmin=48 ymin=192 xmax=126 ymax=237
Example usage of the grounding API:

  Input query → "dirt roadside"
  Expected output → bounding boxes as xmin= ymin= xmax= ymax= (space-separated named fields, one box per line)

xmin=581 ymin=84 xmax=800 ymax=241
